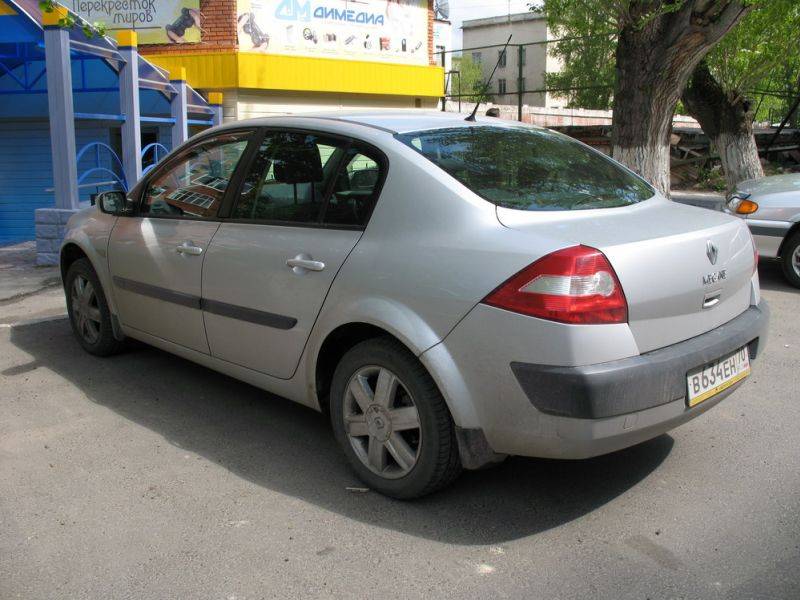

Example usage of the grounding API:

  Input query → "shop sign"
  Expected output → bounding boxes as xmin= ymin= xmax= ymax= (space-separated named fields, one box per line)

xmin=70 ymin=0 xmax=202 ymax=44
xmin=237 ymin=0 xmax=428 ymax=65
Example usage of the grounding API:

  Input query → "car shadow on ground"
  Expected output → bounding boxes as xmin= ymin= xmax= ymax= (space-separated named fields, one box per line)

xmin=7 ymin=319 xmax=674 ymax=545
xmin=757 ymin=260 xmax=798 ymax=293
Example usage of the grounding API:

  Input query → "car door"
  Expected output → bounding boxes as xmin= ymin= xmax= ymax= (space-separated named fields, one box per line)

xmin=202 ymin=129 xmax=387 ymax=379
xmin=108 ymin=130 xmax=254 ymax=353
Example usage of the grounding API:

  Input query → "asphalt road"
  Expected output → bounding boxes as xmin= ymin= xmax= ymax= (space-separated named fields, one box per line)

xmin=1 ymin=261 xmax=798 ymax=599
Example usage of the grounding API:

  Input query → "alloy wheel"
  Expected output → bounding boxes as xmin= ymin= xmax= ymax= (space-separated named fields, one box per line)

xmin=343 ymin=365 xmax=422 ymax=479
xmin=70 ymin=275 xmax=101 ymax=345
xmin=793 ymin=245 xmax=800 ymax=278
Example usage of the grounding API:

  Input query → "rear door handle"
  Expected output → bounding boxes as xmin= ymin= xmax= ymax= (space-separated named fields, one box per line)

xmin=176 ymin=241 xmax=203 ymax=256
xmin=287 ymin=254 xmax=325 ymax=272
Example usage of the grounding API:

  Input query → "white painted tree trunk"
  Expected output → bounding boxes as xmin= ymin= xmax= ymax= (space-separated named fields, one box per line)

xmin=714 ymin=131 xmax=763 ymax=191
xmin=612 ymin=143 xmax=671 ymax=197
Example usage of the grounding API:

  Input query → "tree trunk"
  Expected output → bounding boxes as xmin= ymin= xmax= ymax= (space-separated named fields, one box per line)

xmin=611 ymin=1 xmax=751 ymax=196
xmin=683 ymin=61 xmax=763 ymax=191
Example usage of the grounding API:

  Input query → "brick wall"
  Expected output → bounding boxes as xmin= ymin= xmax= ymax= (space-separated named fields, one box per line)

xmin=139 ymin=0 xmax=238 ymax=57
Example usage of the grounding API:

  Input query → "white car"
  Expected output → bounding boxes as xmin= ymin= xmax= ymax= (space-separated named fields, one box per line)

xmin=60 ymin=112 xmax=768 ymax=498
xmin=727 ymin=173 xmax=800 ymax=287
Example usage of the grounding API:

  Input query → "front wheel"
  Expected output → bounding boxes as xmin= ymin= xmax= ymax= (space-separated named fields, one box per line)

xmin=329 ymin=338 xmax=461 ymax=499
xmin=65 ymin=258 xmax=123 ymax=356
xmin=781 ymin=232 xmax=800 ymax=289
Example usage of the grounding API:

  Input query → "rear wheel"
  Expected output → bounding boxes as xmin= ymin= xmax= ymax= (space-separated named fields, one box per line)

xmin=65 ymin=258 xmax=123 ymax=356
xmin=329 ymin=338 xmax=461 ymax=499
xmin=781 ymin=232 xmax=800 ymax=289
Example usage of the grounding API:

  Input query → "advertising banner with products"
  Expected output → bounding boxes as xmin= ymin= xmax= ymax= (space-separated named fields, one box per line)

xmin=70 ymin=0 xmax=201 ymax=44
xmin=237 ymin=0 xmax=428 ymax=65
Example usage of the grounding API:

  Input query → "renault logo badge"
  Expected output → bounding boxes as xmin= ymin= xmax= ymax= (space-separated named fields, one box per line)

xmin=706 ymin=241 xmax=718 ymax=265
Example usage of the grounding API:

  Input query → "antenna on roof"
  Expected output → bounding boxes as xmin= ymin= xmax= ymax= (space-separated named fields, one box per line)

xmin=465 ymin=34 xmax=512 ymax=122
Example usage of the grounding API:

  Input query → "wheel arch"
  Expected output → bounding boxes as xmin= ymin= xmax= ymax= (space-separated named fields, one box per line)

xmin=777 ymin=221 xmax=800 ymax=258
xmin=60 ymin=239 xmax=124 ymax=340
xmin=60 ymin=242 xmax=89 ymax=282
xmin=313 ymin=322 xmax=414 ymax=415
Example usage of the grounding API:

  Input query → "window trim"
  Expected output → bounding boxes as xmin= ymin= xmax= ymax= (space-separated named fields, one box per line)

xmin=223 ymin=126 xmax=390 ymax=231
xmin=131 ymin=127 xmax=260 ymax=222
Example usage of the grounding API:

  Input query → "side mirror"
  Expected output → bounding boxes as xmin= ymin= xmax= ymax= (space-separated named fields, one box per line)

xmin=96 ymin=191 xmax=132 ymax=216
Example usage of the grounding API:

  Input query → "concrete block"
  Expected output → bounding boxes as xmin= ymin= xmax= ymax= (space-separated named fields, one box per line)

xmin=35 ymin=223 xmax=58 ymax=239
xmin=58 ymin=209 xmax=79 ymax=224
xmin=35 ymin=208 xmax=60 ymax=224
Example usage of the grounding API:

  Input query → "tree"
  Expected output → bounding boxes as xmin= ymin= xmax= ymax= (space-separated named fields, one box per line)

xmin=612 ymin=2 xmax=752 ymax=195
xmin=541 ymin=1 xmax=753 ymax=195
xmin=682 ymin=0 xmax=800 ymax=190
xmin=452 ymin=55 xmax=492 ymax=103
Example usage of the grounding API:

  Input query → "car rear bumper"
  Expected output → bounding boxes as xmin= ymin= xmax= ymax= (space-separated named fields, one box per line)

xmin=422 ymin=301 xmax=769 ymax=464
xmin=510 ymin=302 xmax=769 ymax=419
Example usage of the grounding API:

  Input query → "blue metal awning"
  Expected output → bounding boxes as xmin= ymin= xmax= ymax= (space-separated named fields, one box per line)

xmin=0 ymin=0 xmax=214 ymax=119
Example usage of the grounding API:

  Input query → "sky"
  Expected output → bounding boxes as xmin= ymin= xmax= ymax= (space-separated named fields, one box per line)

xmin=445 ymin=0 xmax=534 ymax=48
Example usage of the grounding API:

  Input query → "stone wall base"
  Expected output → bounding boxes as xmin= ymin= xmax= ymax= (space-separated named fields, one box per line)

xmin=35 ymin=208 xmax=80 ymax=266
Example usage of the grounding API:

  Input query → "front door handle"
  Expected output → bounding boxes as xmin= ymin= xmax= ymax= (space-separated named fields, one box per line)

xmin=287 ymin=254 xmax=325 ymax=272
xmin=176 ymin=241 xmax=203 ymax=256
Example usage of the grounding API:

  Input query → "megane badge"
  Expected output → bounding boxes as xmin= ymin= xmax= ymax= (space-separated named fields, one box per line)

xmin=706 ymin=240 xmax=718 ymax=265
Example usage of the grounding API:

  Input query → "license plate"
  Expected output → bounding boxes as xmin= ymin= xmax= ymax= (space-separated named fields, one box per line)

xmin=686 ymin=346 xmax=750 ymax=407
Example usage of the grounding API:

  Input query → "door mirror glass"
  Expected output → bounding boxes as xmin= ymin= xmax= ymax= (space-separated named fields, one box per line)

xmin=96 ymin=191 xmax=130 ymax=215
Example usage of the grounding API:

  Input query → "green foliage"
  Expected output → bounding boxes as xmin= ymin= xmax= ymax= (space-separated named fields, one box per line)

xmin=538 ymin=0 xmax=618 ymax=109
xmin=539 ymin=0 xmax=799 ymax=119
xmin=452 ymin=55 xmax=492 ymax=103
xmin=705 ymin=0 xmax=800 ymax=124
xmin=39 ymin=1 xmax=107 ymax=38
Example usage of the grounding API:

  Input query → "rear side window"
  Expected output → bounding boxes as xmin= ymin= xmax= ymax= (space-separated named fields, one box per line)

xmin=232 ymin=132 xmax=342 ymax=224
xmin=396 ymin=126 xmax=654 ymax=211
xmin=232 ymin=131 xmax=385 ymax=227
xmin=323 ymin=150 xmax=382 ymax=226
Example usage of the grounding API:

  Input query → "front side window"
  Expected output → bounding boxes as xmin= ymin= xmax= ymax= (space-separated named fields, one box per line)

xmin=142 ymin=132 xmax=251 ymax=219
xmin=396 ymin=126 xmax=654 ymax=211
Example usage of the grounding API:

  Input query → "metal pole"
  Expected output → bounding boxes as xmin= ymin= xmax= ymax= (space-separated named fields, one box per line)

xmin=170 ymin=67 xmax=189 ymax=148
xmin=517 ymin=44 xmax=524 ymax=122
xmin=457 ymin=71 xmax=461 ymax=113
xmin=116 ymin=30 xmax=142 ymax=186
xmin=42 ymin=6 xmax=79 ymax=209
xmin=208 ymin=92 xmax=224 ymax=127
xmin=441 ymin=48 xmax=447 ymax=111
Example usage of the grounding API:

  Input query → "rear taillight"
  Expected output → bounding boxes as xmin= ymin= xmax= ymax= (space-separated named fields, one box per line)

xmin=482 ymin=245 xmax=628 ymax=324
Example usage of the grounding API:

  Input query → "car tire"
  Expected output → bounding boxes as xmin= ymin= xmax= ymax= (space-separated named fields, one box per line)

xmin=65 ymin=258 xmax=124 ymax=356
xmin=329 ymin=337 xmax=462 ymax=499
xmin=781 ymin=232 xmax=800 ymax=289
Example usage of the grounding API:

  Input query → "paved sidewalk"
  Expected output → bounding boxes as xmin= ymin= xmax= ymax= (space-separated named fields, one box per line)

xmin=0 ymin=242 xmax=66 ymax=325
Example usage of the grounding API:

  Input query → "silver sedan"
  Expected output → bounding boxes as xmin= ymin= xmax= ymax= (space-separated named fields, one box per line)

xmin=60 ymin=112 xmax=768 ymax=498
xmin=726 ymin=173 xmax=800 ymax=288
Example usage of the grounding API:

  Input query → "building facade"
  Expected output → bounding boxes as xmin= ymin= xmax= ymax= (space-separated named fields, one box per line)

xmin=461 ymin=12 xmax=561 ymax=108
xmin=69 ymin=0 xmax=445 ymax=120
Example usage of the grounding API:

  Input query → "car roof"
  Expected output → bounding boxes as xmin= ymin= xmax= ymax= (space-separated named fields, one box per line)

xmin=214 ymin=110 xmax=532 ymax=135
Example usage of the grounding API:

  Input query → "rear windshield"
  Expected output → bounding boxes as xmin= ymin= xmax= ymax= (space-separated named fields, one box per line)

xmin=396 ymin=126 xmax=654 ymax=211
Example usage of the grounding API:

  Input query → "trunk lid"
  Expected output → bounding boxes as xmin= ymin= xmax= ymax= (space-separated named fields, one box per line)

xmin=497 ymin=197 xmax=754 ymax=353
